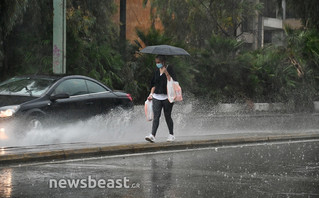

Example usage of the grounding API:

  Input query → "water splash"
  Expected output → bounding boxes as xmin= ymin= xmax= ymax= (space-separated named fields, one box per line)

xmin=1 ymin=97 xmax=319 ymax=147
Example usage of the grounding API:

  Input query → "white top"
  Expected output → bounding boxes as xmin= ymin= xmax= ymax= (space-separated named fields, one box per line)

xmin=153 ymin=93 xmax=168 ymax=100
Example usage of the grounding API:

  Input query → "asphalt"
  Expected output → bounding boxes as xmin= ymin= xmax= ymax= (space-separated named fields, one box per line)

xmin=3 ymin=140 xmax=318 ymax=198
xmin=1 ymin=131 xmax=319 ymax=166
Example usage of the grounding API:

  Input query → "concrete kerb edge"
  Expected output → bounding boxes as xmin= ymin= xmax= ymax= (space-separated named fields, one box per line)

xmin=267 ymin=133 xmax=319 ymax=141
xmin=1 ymin=133 xmax=319 ymax=165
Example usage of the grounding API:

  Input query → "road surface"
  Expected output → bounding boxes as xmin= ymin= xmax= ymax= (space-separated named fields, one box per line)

xmin=0 ymin=139 xmax=318 ymax=198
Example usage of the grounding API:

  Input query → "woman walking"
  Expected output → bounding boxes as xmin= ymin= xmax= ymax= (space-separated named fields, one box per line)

xmin=145 ymin=55 xmax=177 ymax=143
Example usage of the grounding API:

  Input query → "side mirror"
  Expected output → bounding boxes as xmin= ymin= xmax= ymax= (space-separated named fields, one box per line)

xmin=50 ymin=93 xmax=70 ymax=101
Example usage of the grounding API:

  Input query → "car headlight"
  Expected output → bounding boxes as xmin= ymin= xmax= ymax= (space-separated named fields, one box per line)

xmin=0 ymin=105 xmax=20 ymax=118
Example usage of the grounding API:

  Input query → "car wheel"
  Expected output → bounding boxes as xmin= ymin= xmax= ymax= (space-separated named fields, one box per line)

xmin=27 ymin=117 xmax=43 ymax=130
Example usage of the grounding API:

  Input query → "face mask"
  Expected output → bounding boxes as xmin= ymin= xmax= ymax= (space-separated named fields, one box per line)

xmin=156 ymin=63 xmax=163 ymax=69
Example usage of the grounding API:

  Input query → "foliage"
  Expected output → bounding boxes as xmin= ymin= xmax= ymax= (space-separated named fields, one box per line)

xmin=1 ymin=0 xmax=319 ymax=110
xmin=282 ymin=27 xmax=319 ymax=109
xmin=0 ymin=0 xmax=29 ymax=79
xmin=1 ymin=0 xmax=127 ymax=92
xmin=3 ymin=0 xmax=53 ymax=78
xmin=193 ymin=34 xmax=252 ymax=102
xmin=247 ymin=46 xmax=298 ymax=103
xmin=66 ymin=1 xmax=124 ymax=89
xmin=0 ymin=0 xmax=28 ymax=37
xmin=144 ymin=0 xmax=262 ymax=47
xmin=286 ymin=0 xmax=319 ymax=29
xmin=193 ymin=30 xmax=318 ymax=108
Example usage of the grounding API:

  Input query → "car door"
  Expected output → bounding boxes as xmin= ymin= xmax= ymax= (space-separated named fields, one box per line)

xmin=48 ymin=78 xmax=92 ymax=122
xmin=85 ymin=80 xmax=117 ymax=115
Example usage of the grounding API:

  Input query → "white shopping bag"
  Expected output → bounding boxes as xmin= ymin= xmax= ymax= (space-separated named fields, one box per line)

xmin=144 ymin=99 xmax=153 ymax=121
xmin=167 ymin=79 xmax=176 ymax=103
xmin=167 ymin=78 xmax=183 ymax=103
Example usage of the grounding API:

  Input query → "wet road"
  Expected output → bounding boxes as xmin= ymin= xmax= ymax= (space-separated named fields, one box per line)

xmin=0 ymin=140 xmax=318 ymax=198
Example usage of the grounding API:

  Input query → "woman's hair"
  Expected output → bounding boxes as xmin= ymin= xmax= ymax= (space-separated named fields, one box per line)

xmin=155 ymin=55 xmax=166 ymax=63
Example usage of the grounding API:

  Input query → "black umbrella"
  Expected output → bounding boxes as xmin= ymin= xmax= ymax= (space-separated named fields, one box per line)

xmin=140 ymin=45 xmax=190 ymax=56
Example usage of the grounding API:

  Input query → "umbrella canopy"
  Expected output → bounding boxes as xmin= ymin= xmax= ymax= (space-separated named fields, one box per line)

xmin=140 ymin=45 xmax=190 ymax=56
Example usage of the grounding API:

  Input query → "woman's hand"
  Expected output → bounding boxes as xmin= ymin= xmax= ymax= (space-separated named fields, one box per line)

xmin=147 ymin=93 xmax=153 ymax=100
xmin=160 ymin=66 xmax=166 ymax=72
xmin=162 ymin=66 xmax=171 ymax=80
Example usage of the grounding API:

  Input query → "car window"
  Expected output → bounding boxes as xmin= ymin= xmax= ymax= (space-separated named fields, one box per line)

xmin=0 ymin=77 xmax=54 ymax=97
xmin=86 ymin=80 xmax=108 ymax=93
xmin=53 ymin=79 xmax=88 ymax=96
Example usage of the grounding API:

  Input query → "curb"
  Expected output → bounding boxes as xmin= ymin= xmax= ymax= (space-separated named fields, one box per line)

xmin=1 ymin=132 xmax=319 ymax=165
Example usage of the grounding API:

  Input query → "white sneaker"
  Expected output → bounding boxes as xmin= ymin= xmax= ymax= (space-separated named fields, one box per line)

xmin=167 ymin=134 xmax=175 ymax=142
xmin=145 ymin=134 xmax=155 ymax=143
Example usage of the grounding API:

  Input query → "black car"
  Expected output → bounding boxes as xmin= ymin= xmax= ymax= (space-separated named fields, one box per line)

xmin=0 ymin=75 xmax=133 ymax=139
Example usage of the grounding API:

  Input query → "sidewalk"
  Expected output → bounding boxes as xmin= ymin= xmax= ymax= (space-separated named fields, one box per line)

xmin=1 ymin=130 xmax=319 ymax=166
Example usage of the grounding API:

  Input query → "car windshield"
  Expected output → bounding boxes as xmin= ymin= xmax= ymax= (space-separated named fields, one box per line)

xmin=0 ymin=77 xmax=55 ymax=97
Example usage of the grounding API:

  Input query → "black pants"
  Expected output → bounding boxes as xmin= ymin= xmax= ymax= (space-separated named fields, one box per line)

xmin=152 ymin=98 xmax=174 ymax=136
